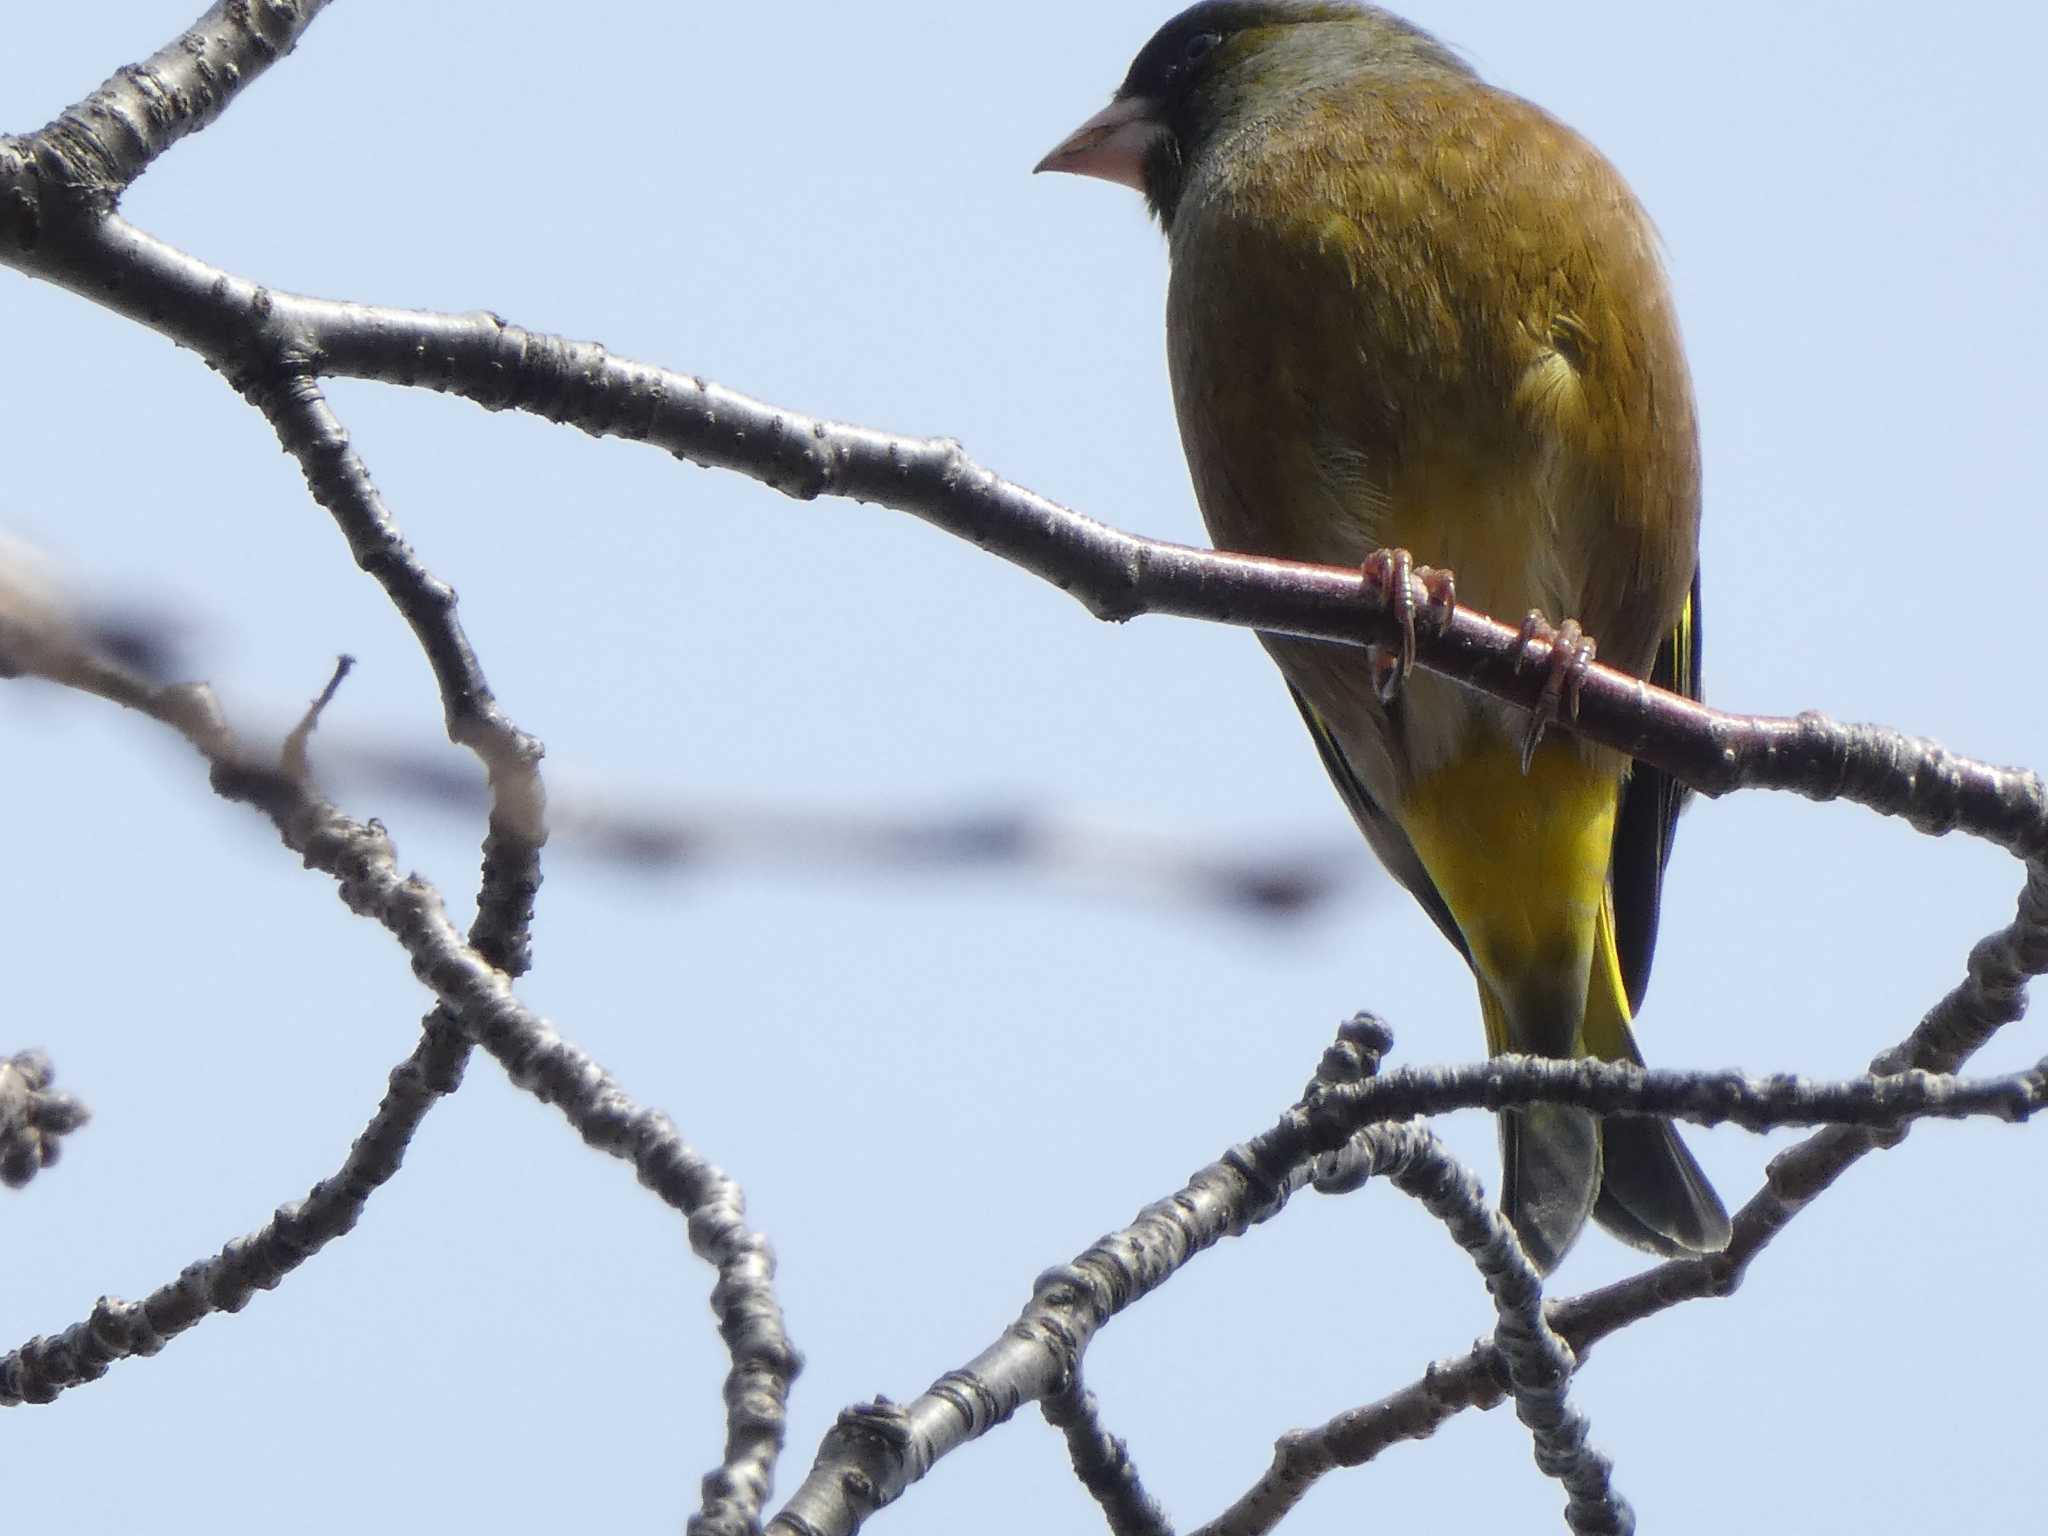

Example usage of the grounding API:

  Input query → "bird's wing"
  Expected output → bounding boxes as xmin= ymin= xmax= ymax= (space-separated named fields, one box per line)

xmin=1287 ymin=684 xmax=1472 ymax=963
xmin=1608 ymin=565 xmax=1701 ymax=1013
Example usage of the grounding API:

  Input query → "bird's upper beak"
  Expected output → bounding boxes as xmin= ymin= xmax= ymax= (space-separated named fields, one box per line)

xmin=1033 ymin=95 xmax=1165 ymax=192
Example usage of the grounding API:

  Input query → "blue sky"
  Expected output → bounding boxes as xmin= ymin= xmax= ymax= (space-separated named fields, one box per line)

xmin=6 ymin=4 xmax=2045 ymax=1531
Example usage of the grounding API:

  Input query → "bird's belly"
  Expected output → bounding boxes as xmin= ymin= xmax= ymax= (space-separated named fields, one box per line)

xmin=1399 ymin=740 xmax=1617 ymax=1031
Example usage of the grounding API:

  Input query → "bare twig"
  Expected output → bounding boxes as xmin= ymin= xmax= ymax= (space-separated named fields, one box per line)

xmin=0 ymin=1052 xmax=90 ymax=1190
xmin=1044 ymin=1371 xmax=1177 ymax=1536
xmin=0 ymin=644 xmax=799 ymax=1511
xmin=767 ymin=1005 xmax=1375 ymax=1536
xmin=250 ymin=376 xmax=783 ymax=1532
xmin=280 ymin=653 xmax=353 ymax=778
xmin=0 ymin=402 xmax=790 ymax=1534
xmin=4 ymin=6 xmax=794 ymax=1517
xmin=1273 ymin=1019 xmax=1632 ymax=1534
xmin=1369 ymin=1127 xmax=1630 ymax=1536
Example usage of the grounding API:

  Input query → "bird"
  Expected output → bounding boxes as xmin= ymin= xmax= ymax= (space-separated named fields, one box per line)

xmin=1037 ymin=1 xmax=1730 ymax=1273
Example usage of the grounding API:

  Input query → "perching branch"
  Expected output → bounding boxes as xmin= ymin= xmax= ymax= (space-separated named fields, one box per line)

xmin=5 ymin=151 xmax=2046 ymax=867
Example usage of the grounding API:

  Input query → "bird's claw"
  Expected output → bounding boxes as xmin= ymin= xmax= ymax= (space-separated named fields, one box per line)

xmin=1511 ymin=611 xmax=1596 ymax=771
xmin=1363 ymin=549 xmax=1456 ymax=704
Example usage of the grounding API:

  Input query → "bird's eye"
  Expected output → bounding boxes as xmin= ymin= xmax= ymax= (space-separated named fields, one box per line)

xmin=1182 ymin=30 xmax=1222 ymax=65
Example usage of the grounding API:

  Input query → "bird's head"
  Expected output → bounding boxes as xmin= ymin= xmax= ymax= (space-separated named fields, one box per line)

xmin=1034 ymin=2 xmax=1470 ymax=226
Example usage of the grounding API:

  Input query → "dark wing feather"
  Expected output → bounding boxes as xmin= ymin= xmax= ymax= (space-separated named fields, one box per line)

xmin=1610 ymin=567 xmax=1701 ymax=1013
xmin=1286 ymin=685 xmax=1472 ymax=963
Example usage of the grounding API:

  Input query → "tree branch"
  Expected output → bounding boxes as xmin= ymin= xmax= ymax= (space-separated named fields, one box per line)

xmin=1 ymin=0 xmax=330 ymax=223
xmin=0 ymin=461 xmax=794 ymax=1535
xmin=5 ymin=202 xmax=2040 ymax=869
xmin=1199 ymin=862 xmax=2048 ymax=1530
xmin=1044 ymin=1369 xmax=1177 ymax=1536
xmin=772 ymin=860 xmax=2048 ymax=1536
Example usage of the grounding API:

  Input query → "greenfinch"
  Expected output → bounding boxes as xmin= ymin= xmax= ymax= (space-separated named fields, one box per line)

xmin=1039 ymin=1 xmax=1729 ymax=1272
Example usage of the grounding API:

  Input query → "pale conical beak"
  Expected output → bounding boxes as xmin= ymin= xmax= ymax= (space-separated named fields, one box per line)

xmin=1032 ymin=95 xmax=1165 ymax=192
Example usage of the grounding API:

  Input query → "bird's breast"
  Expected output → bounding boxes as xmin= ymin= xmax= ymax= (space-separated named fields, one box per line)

xmin=1164 ymin=85 xmax=1698 ymax=681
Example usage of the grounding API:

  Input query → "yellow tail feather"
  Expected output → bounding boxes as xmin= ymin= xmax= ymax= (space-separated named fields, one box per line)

xmin=1406 ymin=743 xmax=1728 ymax=1264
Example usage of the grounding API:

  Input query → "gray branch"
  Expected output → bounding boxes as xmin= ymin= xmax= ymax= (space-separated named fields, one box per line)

xmin=776 ymin=1016 xmax=1648 ymax=1534
xmin=1302 ymin=1018 xmax=1628 ymax=1534
xmin=0 ymin=637 xmax=798 ymax=1536
xmin=1200 ymin=865 xmax=2048 ymax=1531
xmin=3 ymin=186 xmax=2045 ymax=860
xmin=770 ymin=898 xmax=2048 ymax=1536
xmin=1368 ymin=1126 xmax=1630 ymax=1536
xmin=6 ymin=9 xmax=2039 ymax=890
xmin=4 ymin=0 xmax=329 ymax=212
xmin=1043 ymin=1371 xmax=1177 ymax=1536
xmin=1299 ymin=1054 xmax=2043 ymax=1140
xmin=4 ymin=6 xmax=792 ymax=1518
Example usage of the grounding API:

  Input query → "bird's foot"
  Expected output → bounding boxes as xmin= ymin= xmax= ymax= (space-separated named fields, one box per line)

xmin=1362 ymin=549 xmax=1456 ymax=704
xmin=1511 ymin=611 xmax=1596 ymax=771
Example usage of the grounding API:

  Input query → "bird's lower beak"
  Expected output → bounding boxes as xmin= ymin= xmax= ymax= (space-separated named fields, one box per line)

xmin=1033 ymin=96 xmax=1165 ymax=192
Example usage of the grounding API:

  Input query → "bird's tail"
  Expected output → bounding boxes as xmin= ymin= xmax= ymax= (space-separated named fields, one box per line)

xmin=1496 ymin=1095 xmax=1602 ymax=1276
xmin=1577 ymin=899 xmax=1730 ymax=1261
xmin=1590 ymin=1108 xmax=1729 ymax=1257
xmin=1481 ymin=982 xmax=1601 ymax=1274
xmin=1479 ymin=904 xmax=1731 ymax=1273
